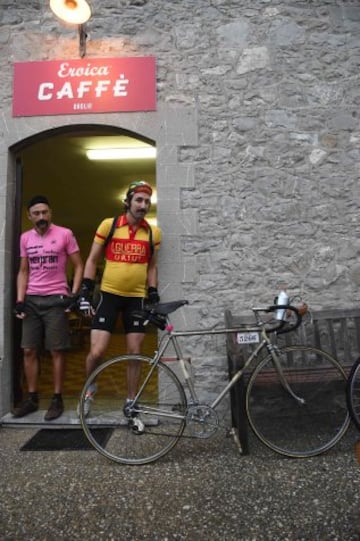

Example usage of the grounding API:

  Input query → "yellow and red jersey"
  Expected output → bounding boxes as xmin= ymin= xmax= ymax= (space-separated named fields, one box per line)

xmin=94 ymin=215 xmax=161 ymax=297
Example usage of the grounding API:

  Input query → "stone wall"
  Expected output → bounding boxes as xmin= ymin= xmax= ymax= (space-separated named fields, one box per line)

xmin=0 ymin=0 xmax=360 ymax=408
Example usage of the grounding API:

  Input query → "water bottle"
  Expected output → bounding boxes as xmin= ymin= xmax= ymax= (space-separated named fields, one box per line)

xmin=276 ymin=290 xmax=289 ymax=321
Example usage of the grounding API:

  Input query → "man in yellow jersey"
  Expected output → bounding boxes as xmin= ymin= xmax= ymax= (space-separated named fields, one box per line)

xmin=77 ymin=180 xmax=161 ymax=425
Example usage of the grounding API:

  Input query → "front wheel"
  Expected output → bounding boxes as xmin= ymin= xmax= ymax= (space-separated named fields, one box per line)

xmin=79 ymin=355 xmax=187 ymax=465
xmin=346 ymin=357 xmax=360 ymax=431
xmin=246 ymin=345 xmax=350 ymax=458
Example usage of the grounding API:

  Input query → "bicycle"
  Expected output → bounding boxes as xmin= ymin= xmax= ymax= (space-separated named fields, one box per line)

xmin=346 ymin=356 xmax=360 ymax=431
xmin=78 ymin=298 xmax=350 ymax=465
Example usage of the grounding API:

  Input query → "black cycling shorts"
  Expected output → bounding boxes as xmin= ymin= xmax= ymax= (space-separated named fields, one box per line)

xmin=92 ymin=291 xmax=146 ymax=334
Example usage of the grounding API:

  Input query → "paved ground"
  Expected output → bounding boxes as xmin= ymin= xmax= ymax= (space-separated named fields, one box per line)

xmin=0 ymin=422 xmax=359 ymax=541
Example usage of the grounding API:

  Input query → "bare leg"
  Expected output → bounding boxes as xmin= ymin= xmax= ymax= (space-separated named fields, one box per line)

xmin=51 ymin=350 xmax=66 ymax=394
xmin=76 ymin=330 xmax=112 ymax=416
xmin=23 ymin=347 xmax=39 ymax=393
xmin=125 ymin=332 xmax=145 ymax=399
xmin=85 ymin=329 xmax=112 ymax=377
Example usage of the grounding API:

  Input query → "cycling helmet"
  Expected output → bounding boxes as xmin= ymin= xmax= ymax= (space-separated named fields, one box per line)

xmin=126 ymin=180 xmax=153 ymax=199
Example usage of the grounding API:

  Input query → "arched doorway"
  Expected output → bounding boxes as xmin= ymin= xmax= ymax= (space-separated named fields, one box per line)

xmin=10 ymin=124 xmax=157 ymax=422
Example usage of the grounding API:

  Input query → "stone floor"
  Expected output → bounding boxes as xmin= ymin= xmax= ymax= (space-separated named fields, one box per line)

xmin=0 ymin=420 xmax=359 ymax=540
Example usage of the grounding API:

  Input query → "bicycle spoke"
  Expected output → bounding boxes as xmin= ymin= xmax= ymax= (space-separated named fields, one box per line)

xmin=246 ymin=346 xmax=350 ymax=457
xmin=79 ymin=355 xmax=187 ymax=465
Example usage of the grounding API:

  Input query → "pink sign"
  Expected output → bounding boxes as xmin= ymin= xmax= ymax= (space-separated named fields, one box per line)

xmin=12 ymin=56 xmax=156 ymax=117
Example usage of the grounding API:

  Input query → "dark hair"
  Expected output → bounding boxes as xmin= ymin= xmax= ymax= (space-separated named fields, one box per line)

xmin=27 ymin=195 xmax=50 ymax=210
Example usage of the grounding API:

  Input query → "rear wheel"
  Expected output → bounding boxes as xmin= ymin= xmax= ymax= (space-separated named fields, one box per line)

xmin=79 ymin=355 xmax=187 ymax=465
xmin=246 ymin=345 xmax=350 ymax=457
xmin=346 ymin=357 xmax=360 ymax=430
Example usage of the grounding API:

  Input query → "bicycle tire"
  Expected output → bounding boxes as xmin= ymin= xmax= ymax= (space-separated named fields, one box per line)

xmin=246 ymin=345 xmax=350 ymax=458
xmin=346 ymin=357 xmax=360 ymax=431
xmin=79 ymin=355 xmax=187 ymax=465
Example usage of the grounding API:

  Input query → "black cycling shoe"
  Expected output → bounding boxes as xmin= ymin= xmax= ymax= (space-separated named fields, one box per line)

xmin=13 ymin=397 xmax=39 ymax=418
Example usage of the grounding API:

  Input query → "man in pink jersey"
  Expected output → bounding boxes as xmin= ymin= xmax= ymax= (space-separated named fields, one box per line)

xmin=13 ymin=195 xmax=83 ymax=420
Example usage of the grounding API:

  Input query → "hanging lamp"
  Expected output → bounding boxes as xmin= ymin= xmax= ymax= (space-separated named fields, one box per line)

xmin=49 ymin=0 xmax=92 ymax=57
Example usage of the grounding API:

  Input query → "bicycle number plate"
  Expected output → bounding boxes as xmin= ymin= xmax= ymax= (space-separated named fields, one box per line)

xmin=236 ymin=332 xmax=260 ymax=344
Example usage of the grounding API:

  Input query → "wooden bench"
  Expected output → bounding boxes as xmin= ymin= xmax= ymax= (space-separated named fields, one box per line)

xmin=225 ymin=307 xmax=360 ymax=455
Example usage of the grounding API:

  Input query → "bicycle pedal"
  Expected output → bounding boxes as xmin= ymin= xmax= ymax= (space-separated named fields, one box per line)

xmin=129 ymin=417 xmax=145 ymax=434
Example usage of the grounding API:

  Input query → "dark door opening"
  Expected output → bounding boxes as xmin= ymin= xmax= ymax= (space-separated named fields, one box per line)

xmin=11 ymin=125 xmax=157 ymax=416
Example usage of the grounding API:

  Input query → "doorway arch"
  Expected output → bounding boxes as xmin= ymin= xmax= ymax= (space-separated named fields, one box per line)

xmin=10 ymin=124 xmax=157 ymax=414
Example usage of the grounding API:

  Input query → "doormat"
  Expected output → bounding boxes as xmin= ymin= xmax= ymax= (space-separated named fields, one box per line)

xmin=20 ymin=428 xmax=113 ymax=451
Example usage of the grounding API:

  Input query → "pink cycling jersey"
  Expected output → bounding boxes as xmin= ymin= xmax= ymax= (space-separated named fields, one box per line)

xmin=20 ymin=224 xmax=80 ymax=296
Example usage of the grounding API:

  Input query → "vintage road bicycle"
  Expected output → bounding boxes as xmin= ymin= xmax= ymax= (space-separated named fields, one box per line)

xmin=346 ymin=357 xmax=360 ymax=431
xmin=78 ymin=299 xmax=350 ymax=465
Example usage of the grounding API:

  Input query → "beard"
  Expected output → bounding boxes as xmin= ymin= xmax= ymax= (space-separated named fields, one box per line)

xmin=36 ymin=219 xmax=49 ymax=228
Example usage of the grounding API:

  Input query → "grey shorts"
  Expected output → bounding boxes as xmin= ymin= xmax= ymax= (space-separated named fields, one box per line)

xmin=21 ymin=295 xmax=71 ymax=351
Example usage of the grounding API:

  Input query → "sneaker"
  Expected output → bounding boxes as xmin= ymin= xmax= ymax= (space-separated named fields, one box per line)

xmin=44 ymin=395 xmax=64 ymax=421
xmin=77 ymin=384 xmax=97 ymax=418
xmin=13 ymin=397 xmax=39 ymax=418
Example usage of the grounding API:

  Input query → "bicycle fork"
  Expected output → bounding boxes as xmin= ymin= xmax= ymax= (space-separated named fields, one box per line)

xmin=209 ymin=338 xmax=306 ymax=411
xmin=267 ymin=343 xmax=305 ymax=405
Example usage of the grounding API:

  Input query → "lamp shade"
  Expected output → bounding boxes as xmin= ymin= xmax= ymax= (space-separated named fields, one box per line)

xmin=50 ymin=0 xmax=91 ymax=25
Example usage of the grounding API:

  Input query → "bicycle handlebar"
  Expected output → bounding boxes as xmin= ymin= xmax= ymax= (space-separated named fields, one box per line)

xmin=133 ymin=299 xmax=306 ymax=335
xmin=253 ymin=304 xmax=302 ymax=335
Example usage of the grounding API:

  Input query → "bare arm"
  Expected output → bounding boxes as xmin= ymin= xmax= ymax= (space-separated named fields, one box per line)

xmin=77 ymin=242 xmax=104 ymax=316
xmin=147 ymin=251 xmax=159 ymax=289
xmin=83 ymin=242 xmax=104 ymax=280
xmin=15 ymin=257 xmax=29 ymax=318
xmin=68 ymin=251 xmax=84 ymax=294
xmin=16 ymin=257 xmax=29 ymax=303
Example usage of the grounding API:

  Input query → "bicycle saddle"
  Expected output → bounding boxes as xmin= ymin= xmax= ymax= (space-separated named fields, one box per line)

xmin=132 ymin=300 xmax=189 ymax=330
xmin=148 ymin=300 xmax=189 ymax=315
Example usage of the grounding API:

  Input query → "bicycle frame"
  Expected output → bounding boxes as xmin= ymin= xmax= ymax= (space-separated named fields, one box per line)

xmin=79 ymin=301 xmax=350 ymax=463
xmin=133 ymin=319 xmax=299 ymax=414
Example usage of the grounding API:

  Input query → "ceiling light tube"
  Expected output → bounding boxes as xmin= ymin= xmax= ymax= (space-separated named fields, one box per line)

xmin=86 ymin=148 xmax=157 ymax=160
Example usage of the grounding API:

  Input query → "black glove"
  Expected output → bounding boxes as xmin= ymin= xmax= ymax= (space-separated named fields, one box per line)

xmin=77 ymin=278 xmax=95 ymax=316
xmin=14 ymin=301 xmax=26 ymax=316
xmin=62 ymin=294 xmax=78 ymax=312
xmin=148 ymin=287 xmax=160 ymax=304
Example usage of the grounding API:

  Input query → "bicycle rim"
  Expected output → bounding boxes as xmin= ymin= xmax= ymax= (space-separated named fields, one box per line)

xmin=79 ymin=355 xmax=187 ymax=465
xmin=347 ymin=357 xmax=360 ymax=431
xmin=246 ymin=346 xmax=350 ymax=457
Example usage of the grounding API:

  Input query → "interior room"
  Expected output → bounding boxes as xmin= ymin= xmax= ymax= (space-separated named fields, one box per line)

xmin=14 ymin=128 xmax=158 ymax=408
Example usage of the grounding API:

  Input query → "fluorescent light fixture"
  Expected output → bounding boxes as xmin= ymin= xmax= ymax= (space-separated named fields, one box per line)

xmin=86 ymin=147 xmax=157 ymax=160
